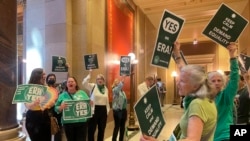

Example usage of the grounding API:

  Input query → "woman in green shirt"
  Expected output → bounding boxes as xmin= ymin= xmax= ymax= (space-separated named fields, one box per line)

xmin=55 ymin=77 xmax=90 ymax=141
xmin=141 ymin=41 xmax=218 ymax=141
xmin=207 ymin=42 xmax=239 ymax=141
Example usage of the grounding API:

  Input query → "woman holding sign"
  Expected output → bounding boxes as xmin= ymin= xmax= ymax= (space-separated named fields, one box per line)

xmin=207 ymin=42 xmax=239 ymax=141
xmin=141 ymin=42 xmax=218 ymax=141
xmin=82 ymin=71 xmax=110 ymax=141
xmin=112 ymin=76 xmax=128 ymax=141
xmin=54 ymin=77 xmax=90 ymax=141
xmin=25 ymin=68 xmax=53 ymax=141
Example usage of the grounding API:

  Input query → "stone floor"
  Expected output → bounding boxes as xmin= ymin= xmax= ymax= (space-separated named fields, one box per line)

xmin=105 ymin=104 xmax=183 ymax=141
xmin=23 ymin=104 xmax=183 ymax=141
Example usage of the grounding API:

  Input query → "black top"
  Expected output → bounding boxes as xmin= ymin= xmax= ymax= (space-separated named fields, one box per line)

xmin=237 ymin=86 xmax=250 ymax=124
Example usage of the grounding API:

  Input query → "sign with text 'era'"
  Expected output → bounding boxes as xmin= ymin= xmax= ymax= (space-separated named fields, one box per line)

xmin=84 ymin=54 xmax=99 ymax=70
xmin=63 ymin=100 xmax=92 ymax=121
xmin=134 ymin=85 xmax=166 ymax=138
xmin=202 ymin=3 xmax=249 ymax=48
xmin=151 ymin=9 xmax=185 ymax=69
xmin=12 ymin=84 xmax=47 ymax=103
xmin=52 ymin=56 xmax=68 ymax=72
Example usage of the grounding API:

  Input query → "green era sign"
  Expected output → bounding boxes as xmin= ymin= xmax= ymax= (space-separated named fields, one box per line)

xmin=151 ymin=9 xmax=185 ymax=69
xmin=63 ymin=100 xmax=92 ymax=121
xmin=12 ymin=84 xmax=47 ymax=103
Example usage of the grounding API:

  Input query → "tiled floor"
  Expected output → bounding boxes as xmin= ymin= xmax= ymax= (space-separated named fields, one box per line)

xmin=23 ymin=104 xmax=183 ymax=141
xmin=104 ymin=104 xmax=183 ymax=141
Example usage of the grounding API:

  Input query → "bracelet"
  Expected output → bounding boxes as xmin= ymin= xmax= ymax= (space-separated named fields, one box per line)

xmin=175 ymin=56 xmax=181 ymax=61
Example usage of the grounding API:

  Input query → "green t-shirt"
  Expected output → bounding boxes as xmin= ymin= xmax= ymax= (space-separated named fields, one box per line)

xmin=214 ymin=59 xmax=239 ymax=141
xmin=54 ymin=90 xmax=90 ymax=124
xmin=180 ymin=98 xmax=217 ymax=141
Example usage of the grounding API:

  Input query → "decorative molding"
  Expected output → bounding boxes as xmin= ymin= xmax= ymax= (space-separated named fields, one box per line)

xmin=185 ymin=54 xmax=215 ymax=72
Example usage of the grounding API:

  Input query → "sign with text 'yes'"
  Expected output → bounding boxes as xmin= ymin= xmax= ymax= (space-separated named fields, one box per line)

xmin=202 ymin=3 xmax=249 ymax=48
xmin=63 ymin=100 xmax=92 ymax=121
xmin=134 ymin=85 xmax=166 ymax=138
xmin=151 ymin=10 xmax=185 ymax=69
xmin=12 ymin=84 xmax=47 ymax=103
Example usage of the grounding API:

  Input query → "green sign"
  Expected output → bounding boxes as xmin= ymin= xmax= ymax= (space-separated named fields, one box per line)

xmin=84 ymin=54 xmax=99 ymax=70
xmin=12 ymin=84 xmax=47 ymax=103
xmin=63 ymin=100 xmax=92 ymax=121
xmin=120 ymin=56 xmax=131 ymax=76
xmin=151 ymin=10 xmax=185 ymax=68
xmin=52 ymin=56 xmax=68 ymax=72
xmin=134 ymin=85 xmax=166 ymax=138
xmin=202 ymin=3 xmax=249 ymax=47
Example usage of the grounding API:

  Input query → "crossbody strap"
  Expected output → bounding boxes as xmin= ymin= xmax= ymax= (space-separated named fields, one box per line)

xmin=67 ymin=92 xmax=74 ymax=100
xmin=90 ymin=85 xmax=96 ymax=97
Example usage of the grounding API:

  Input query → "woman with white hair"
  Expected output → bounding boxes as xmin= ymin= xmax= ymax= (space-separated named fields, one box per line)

xmin=207 ymin=42 xmax=239 ymax=141
xmin=82 ymin=71 xmax=110 ymax=141
xmin=141 ymin=42 xmax=218 ymax=141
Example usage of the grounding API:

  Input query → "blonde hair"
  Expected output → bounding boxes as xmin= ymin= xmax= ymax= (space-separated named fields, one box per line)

xmin=96 ymin=74 xmax=105 ymax=81
xmin=112 ymin=78 xmax=120 ymax=88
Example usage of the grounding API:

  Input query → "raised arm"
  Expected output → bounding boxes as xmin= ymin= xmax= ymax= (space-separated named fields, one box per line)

xmin=223 ymin=42 xmax=239 ymax=101
xmin=112 ymin=76 xmax=125 ymax=94
xmin=227 ymin=42 xmax=238 ymax=59
xmin=173 ymin=41 xmax=186 ymax=70
xmin=82 ymin=70 xmax=95 ymax=92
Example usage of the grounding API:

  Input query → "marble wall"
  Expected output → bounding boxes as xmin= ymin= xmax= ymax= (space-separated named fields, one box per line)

xmin=0 ymin=0 xmax=18 ymax=131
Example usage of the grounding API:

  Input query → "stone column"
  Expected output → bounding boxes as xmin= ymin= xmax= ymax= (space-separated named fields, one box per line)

xmin=0 ymin=0 xmax=25 ymax=140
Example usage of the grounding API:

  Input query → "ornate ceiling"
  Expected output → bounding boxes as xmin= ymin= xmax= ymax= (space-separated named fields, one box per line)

xmin=133 ymin=0 xmax=249 ymax=43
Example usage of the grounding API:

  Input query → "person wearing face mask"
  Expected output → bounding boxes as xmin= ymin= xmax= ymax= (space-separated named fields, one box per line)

xmin=46 ymin=73 xmax=62 ymax=141
xmin=82 ymin=70 xmax=110 ymax=141
xmin=46 ymin=73 xmax=57 ymax=87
